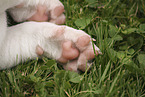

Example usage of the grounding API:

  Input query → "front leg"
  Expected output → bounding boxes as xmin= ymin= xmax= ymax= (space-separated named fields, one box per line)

xmin=0 ymin=21 xmax=80 ymax=69
xmin=0 ymin=22 xmax=63 ymax=69
xmin=0 ymin=22 xmax=101 ymax=71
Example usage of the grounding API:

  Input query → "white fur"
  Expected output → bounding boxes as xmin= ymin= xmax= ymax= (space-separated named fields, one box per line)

xmin=0 ymin=0 xmax=64 ymax=69
xmin=0 ymin=0 xmax=22 ymax=13
xmin=0 ymin=22 xmax=63 ymax=69
xmin=7 ymin=0 xmax=63 ymax=22
xmin=0 ymin=0 xmax=100 ymax=70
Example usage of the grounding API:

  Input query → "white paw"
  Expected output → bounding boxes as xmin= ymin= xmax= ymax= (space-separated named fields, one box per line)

xmin=36 ymin=23 xmax=101 ymax=72
xmin=7 ymin=0 xmax=65 ymax=23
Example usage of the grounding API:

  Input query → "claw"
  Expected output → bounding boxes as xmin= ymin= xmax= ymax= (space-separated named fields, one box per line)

xmin=92 ymin=38 xmax=96 ymax=41
xmin=94 ymin=46 xmax=102 ymax=55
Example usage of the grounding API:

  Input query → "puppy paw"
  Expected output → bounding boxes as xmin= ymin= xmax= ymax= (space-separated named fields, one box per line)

xmin=49 ymin=14 xmax=66 ymax=25
xmin=48 ymin=25 xmax=102 ymax=72
xmin=27 ymin=5 xmax=49 ymax=22
xmin=63 ymin=43 xmax=102 ymax=72
xmin=50 ymin=5 xmax=65 ymax=19
xmin=34 ymin=23 xmax=101 ymax=73
xmin=8 ymin=0 xmax=65 ymax=24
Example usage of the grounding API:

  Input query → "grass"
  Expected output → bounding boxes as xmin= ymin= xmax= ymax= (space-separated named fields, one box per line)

xmin=1 ymin=0 xmax=145 ymax=96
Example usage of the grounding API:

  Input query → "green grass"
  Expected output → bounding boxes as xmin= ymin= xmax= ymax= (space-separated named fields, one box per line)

xmin=1 ymin=0 xmax=145 ymax=96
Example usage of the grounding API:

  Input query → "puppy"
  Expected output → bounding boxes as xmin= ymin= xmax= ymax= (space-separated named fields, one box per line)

xmin=0 ymin=0 xmax=101 ymax=72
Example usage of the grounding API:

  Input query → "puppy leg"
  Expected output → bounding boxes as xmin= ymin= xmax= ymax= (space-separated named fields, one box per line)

xmin=6 ymin=0 xmax=101 ymax=72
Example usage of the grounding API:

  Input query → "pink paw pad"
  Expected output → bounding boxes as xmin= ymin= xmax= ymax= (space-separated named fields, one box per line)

xmin=50 ymin=14 xmax=66 ymax=24
xmin=51 ymin=5 xmax=65 ymax=19
xmin=76 ymin=44 xmax=101 ymax=72
xmin=62 ymin=41 xmax=79 ymax=59
xmin=53 ymin=26 xmax=65 ymax=38
xmin=58 ymin=41 xmax=79 ymax=63
xmin=76 ymin=35 xmax=91 ymax=51
xmin=36 ymin=45 xmax=44 ymax=56
xmin=63 ymin=60 xmax=78 ymax=72
xmin=83 ymin=45 xmax=99 ymax=60
xmin=28 ymin=5 xmax=48 ymax=22
xmin=78 ymin=63 xmax=92 ymax=72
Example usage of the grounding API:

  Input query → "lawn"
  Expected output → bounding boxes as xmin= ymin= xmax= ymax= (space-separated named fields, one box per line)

xmin=0 ymin=0 xmax=145 ymax=97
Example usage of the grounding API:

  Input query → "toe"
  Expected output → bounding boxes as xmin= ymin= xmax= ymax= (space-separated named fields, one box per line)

xmin=78 ymin=63 xmax=92 ymax=72
xmin=63 ymin=60 xmax=78 ymax=72
xmin=50 ymin=14 xmax=66 ymax=25
xmin=77 ymin=53 xmax=93 ymax=72
xmin=57 ymin=57 xmax=68 ymax=63
xmin=76 ymin=35 xmax=91 ymax=51
xmin=36 ymin=45 xmax=44 ymax=56
xmin=57 ymin=41 xmax=79 ymax=63
xmin=51 ymin=5 xmax=65 ymax=19
xmin=62 ymin=41 xmax=79 ymax=60
xmin=27 ymin=5 xmax=49 ymax=22
xmin=37 ymin=5 xmax=47 ymax=17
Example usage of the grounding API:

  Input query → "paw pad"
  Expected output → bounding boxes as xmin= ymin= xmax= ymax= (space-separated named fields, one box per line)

xmin=53 ymin=26 xmax=65 ymax=38
xmin=51 ymin=5 xmax=64 ymax=19
xmin=76 ymin=35 xmax=91 ymax=51
xmin=36 ymin=45 xmax=44 ymax=56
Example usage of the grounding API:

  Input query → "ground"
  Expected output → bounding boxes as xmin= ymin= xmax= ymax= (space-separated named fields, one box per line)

xmin=0 ymin=0 xmax=145 ymax=97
